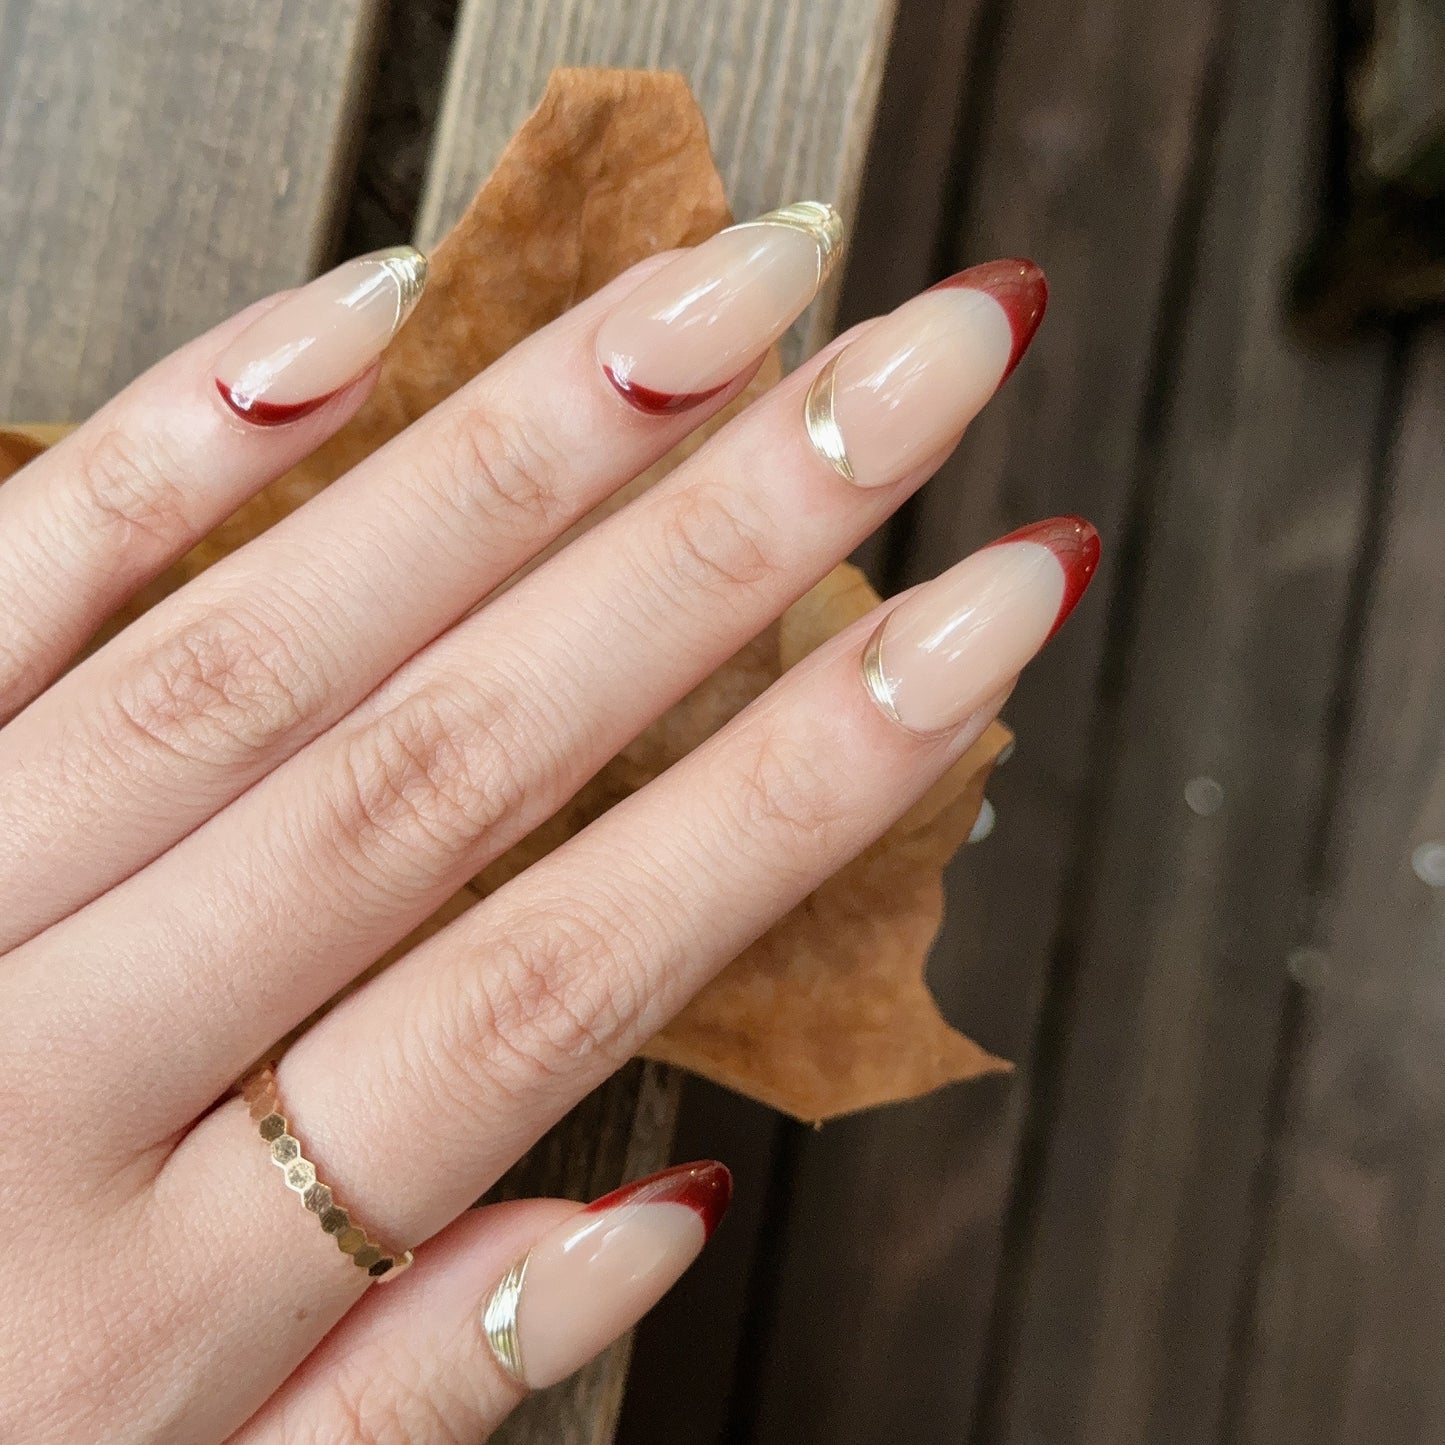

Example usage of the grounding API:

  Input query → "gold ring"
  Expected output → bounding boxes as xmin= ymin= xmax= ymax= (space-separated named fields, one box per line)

xmin=240 ymin=1063 xmax=413 ymax=1282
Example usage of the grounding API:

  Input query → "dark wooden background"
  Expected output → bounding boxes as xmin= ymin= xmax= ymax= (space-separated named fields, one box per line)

xmin=623 ymin=0 xmax=1445 ymax=1441
xmin=3 ymin=0 xmax=1442 ymax=1440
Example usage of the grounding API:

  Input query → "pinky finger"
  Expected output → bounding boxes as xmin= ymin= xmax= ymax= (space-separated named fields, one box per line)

xmin=0 ymin=247 xmax=426 ymax=718
xmin=234 ymin=1163 xmax=730 ymax=1445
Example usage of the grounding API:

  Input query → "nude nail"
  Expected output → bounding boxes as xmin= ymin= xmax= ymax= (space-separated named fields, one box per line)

xmin=805 ymin=258 xmax=1047 ymax=487
xmin=596 ymin=202 xmax=843 ymax=414
xmin=482 ymin=1161 xmax=731 ymax=1391
xmin=213 ymin=246 xmax=427 ymax=425
xmin=864 ymin=516 xmax=1100 ymax=735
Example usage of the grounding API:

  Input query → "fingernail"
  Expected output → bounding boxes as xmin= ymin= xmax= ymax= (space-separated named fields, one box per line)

xmin=214 ymin=246 xmax=427 ymax=425
xmin=805 ymin=258 xmax=1046 ymax=487
xmin=482 ymin=1160 xmax=731 ymax=1390
xmin=863 ymin=516 xmax=1099 ymax=735
xmin=597 ymin=202 xmax=843 ymax=414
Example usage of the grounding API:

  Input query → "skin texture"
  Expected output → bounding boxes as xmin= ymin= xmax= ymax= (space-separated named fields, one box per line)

xmin=0 ymin=217 xmax=1094 ymax=1443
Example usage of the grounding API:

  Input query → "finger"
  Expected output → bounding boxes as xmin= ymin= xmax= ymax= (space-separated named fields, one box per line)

xmin=0 ymin=207 xmax=839 ymax=949
xmin=233 ymin=1164 xmax=728 ymax=1445
xmin=13 ymin=261 xmax=1044 ymax=1152
xmin=148 ymin=516 xmax=1095 ymax=1410
xmin=0 ymin=247 xmax=427 ymax=720
xmin=255 ymin=518 xmax=1098 ymax=1244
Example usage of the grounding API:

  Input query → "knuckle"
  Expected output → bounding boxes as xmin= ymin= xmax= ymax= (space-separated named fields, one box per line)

xmin=652 ymin=481 xmax=778 ymax=601
xmin=730 ymin=727 xmax=845 ymax=853
xmin=0 ymin=631 xmax=44 ymax=714
xmin=439 ymin=913 xmax=635 ymax=1100
xmin=435 ymin=406 xmax=567 ymax=540
xmin=109 ymin=607 xmax=322 ymax=766
xmin=69 ymin=422 xmax=194 ymax=557
xmin=328 ymin=686 xmax=518 ymax=879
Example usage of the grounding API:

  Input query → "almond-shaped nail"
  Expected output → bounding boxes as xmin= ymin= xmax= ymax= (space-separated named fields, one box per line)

xmin=805 ymin=258 xmax=1046 ymax=487
xmin=864 ymin=516 xmax=1099 ymax=735
xmin=597 ymin=202 xmax=843 ymax=414
xmin=214 ymin=246 xmax=427 ymax=425
xmin=482 ymin=1161 xmax=731 ymax=1390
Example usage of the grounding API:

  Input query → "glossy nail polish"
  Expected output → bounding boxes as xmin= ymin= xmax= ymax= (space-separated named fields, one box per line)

xmin=805 ymin=258 xmax=1046 ymax=487
xmin=213 ymin=246 xmax=427 ymax=425
xmin=863 ymin=516 xmax=1099 ymax=735
xmin=596 ymin=202 xmax=843 ymax=414
xmin=482 ymin=1161 xmax=731 ymax=1390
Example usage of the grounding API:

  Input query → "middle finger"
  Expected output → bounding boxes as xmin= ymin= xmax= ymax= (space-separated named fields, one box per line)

xmin=11 ymin=261 xmax=1040 ymax=1152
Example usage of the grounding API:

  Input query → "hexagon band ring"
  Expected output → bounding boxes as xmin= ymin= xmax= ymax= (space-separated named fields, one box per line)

xmin=239 ymin=1063 xmax=413 ymax=1282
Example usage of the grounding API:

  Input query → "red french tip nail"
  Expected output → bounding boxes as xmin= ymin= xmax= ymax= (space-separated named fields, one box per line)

xmin=602 ymin=362 xmax=730 ymax=415
xmin=215 ymin=377 xmax=338 ymax=426
xmin=930 ymin=258 xmax=1048 ymax=382
xmin=583 ymin=1160 xmax=733 ymax=1240
xmin=991 ymin=514 xmax=1100 ymax=639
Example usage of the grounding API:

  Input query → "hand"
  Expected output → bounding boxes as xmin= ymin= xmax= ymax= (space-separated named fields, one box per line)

xmin=0 ymin=205 xmax=1094 ymax=1443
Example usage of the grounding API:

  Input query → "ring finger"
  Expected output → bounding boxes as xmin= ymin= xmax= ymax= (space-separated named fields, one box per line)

xmin=155 ymin=512 xmax=1098 ymax=1439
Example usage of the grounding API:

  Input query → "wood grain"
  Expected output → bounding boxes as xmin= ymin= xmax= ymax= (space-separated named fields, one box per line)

xmin=983 ymin=0 xmax=1394 ymax=1436
xmin=747 ymin=0 xmax=1227 ymax=1436
xmin=415 ymin=3 xmax=902 ymax=1439
xmin=418 ymin=0 xmax=899 ymax=373
xmin=1236 ymin=329 xmax=1445 ymax=1445
xmin=0 ymin=0 xmax=384 ymax=418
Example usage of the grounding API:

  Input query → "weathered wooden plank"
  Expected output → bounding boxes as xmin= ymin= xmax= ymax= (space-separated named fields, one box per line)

xmin=419 ymin=0 xmax=899 ymax=372
xmin=1236 ymin=329 xmax=1445 ymax=1445
xmin=980 ymin=0 xmax=1395 ymax=1434
xmin=341 ymin=0 xmax=464 ymax=255
xmin=746 ymin=0 xmax=1227 ymax=1435
xmin=415 ymin=4 xmax=901 ymax=1440
xmin=0 ymin=0 xmax=385 ymax=417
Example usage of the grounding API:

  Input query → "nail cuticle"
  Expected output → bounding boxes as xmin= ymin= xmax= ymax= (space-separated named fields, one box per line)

xmin=861 ymin=614 xmax=993 ymax=742
xmin=481 ymin=1253 xmax=529 ymax=1384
